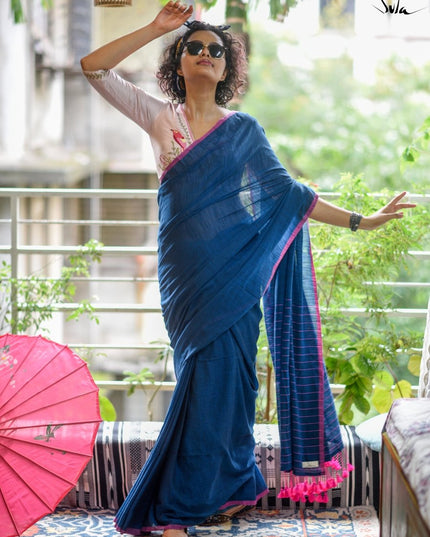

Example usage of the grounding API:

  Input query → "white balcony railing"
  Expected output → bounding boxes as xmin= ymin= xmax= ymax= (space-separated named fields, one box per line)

xmin=0 ymin=188 xmax=428 ymax=410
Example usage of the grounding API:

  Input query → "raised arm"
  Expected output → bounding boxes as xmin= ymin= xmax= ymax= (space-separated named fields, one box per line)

xmin=310 ymin=191 xmax=416 ymax=231
xmin=80 ymin=1 xmax=193 ymax=71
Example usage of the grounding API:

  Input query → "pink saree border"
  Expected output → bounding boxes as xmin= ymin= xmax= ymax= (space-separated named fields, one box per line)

xmin=308 ymin=230 xmax=326 ymax=467
xmin=263 ymin=193 xmax=318 ymax=295
xmin=218 ymin=488 xmax=269 ymax=510
xmin=160 ymin=110 xmax=236 ymax=184
xmin=115 ymin=489 xmax=269 ymax=534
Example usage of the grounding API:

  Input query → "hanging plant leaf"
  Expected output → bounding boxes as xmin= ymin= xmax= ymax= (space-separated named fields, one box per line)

xmin=392 ymin=380 xmax=412 ymax=400
xmin=11 ymin=0 xmax=25 ymax=23
xmin=373 ymin=370 xmax=394 ymax=389
xmin=268 ymin=0 xmax=300 ymax=21
xmin=198 ymin=0 xmax=219 ymax=9
xmin=371 ymin=386 xmax=392 ymax=414
xmin=99 ymin=394 xmax=117 ymax=421
xmin=407 ymin=353 xmax=422 ymax=377
xmin=11 ymin=0 xmax=53 ymax=24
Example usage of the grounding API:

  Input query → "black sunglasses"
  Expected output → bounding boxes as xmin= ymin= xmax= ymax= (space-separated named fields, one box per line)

xmin=184 ymin=40 xmax=226 ymax=59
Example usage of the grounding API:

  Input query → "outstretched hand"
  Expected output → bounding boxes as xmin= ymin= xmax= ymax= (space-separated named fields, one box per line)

xmin=152 ymin=1 xmax=193 ymax=34
xmin=362 ymin=191 xmax=416 ymax=230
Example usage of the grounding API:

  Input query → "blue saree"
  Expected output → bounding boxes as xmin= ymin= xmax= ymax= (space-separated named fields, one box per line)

xmin=115 ymin=112 xmax=346 ymax=534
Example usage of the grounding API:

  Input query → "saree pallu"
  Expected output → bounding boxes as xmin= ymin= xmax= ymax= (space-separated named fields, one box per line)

xmin=115 ymin=112 xmax=345 ymax=534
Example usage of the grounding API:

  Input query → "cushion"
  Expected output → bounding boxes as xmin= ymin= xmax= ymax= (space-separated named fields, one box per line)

xmin=355 ymin=413 xmax=388 ymax=452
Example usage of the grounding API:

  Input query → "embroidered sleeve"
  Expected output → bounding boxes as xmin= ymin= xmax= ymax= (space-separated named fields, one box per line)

xmin=82 ymin=68 xmax=166 ymax=133
xmin=83 ymin=69 xmax=108 ymax=80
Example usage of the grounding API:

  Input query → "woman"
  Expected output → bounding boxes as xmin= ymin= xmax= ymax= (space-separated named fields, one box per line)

xmin=81 ymin=3 xmax=414 ymax=535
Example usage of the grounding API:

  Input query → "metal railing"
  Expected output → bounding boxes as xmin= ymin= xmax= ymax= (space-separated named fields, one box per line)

xmin=0 ymin=187 xmax=162 ymax=365
xmin=0 ymin=187 xmax=428 ymax=401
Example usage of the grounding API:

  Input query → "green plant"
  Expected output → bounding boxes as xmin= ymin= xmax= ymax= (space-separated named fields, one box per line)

xmin=402 ymin=116 xmax=430 ymax=167
xmin=13 ymin=0 xmax=304 ymax=27
xmin=0 ymin=239 xmax=103 ymax=335
xmin=242 ymin=28 xmax=430 ymax=192
xmin=312 ymin=173 xmax=429 ymax=424
xmin=254 ymin=174 xmax=429 ymax=425
xmin=99 ymin=393 xmax=117 ymax=421
xmin=123 ymin=368 xmax=155 ymax=396
xmin=10 ymin=0 xmax=52 ymax=23
xmin=123 ymin=342 xmax=173 ymax=421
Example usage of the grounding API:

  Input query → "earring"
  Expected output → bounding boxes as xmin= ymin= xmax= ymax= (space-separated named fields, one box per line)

xmin=176 ymin=74 xmax=186 ymax=95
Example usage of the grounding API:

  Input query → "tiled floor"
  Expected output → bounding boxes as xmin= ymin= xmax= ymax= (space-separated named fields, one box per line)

xmin=22 ymin=505 xmax=379 ymax=537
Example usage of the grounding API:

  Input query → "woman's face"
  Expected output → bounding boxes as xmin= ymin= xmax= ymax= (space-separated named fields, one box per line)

xmin=177 ymin=30 xmax=228 ymax=87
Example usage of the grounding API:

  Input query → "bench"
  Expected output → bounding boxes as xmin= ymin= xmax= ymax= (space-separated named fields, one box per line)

xmin=60 ymin=422 xmax=380 ymax=512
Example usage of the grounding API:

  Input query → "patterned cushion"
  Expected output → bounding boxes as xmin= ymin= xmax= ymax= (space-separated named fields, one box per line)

xmin=60 ymin=422 xmax=380 ymax=511
xmin=419 ymin=297 xmax=430 ymax=397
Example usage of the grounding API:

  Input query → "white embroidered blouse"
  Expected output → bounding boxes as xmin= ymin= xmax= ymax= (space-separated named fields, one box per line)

xmin=83 ymin=68 xmax=198 ymax=179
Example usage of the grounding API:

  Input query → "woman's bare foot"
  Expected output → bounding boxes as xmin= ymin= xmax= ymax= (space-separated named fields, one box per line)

xmin=163 ymin=529 xmax=187 ymax=537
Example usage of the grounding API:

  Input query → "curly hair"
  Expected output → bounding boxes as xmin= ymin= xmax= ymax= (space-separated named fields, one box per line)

xmin=157 ymin=21 xmax=248 ymax=106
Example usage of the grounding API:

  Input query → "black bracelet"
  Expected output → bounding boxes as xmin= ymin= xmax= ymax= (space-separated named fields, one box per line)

xmin=349 ymin=212 xmax=363 ymax=232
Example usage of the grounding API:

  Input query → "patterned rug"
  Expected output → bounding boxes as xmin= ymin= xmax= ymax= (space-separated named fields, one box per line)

xmin=23 ymin=505 xmax=379 ymax=536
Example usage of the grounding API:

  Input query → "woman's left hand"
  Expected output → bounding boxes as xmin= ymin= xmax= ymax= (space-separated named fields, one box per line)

xmin=361 ymin=191 xmax=416 ymax=230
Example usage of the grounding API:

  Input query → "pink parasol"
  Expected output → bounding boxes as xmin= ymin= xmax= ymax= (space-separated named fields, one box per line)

xmin=0 ymin=333 xmax=102 ymax=537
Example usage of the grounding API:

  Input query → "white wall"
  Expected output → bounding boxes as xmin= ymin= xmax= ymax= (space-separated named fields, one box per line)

xmin=0 ymin=1 xmax=29 ymax=159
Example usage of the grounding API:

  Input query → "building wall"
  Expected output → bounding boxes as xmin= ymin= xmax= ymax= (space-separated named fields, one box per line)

xmin=0 ymin=1 xmax=30 ymax=159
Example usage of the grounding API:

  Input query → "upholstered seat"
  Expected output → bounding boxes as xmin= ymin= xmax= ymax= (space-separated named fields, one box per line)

xmin=419 ymin=296 xmax=430 ymax=398
xmin=60 ymin=422 xmax=380 ymax=512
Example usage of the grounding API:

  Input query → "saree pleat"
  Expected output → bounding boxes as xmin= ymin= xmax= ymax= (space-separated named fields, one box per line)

xmin=115 ymin=306 xmax=267 ymax=533
xmin=115 ymin=112 xmax=345 ymax=533
xmin=157 ymin=305 xmax=267 ymax=521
